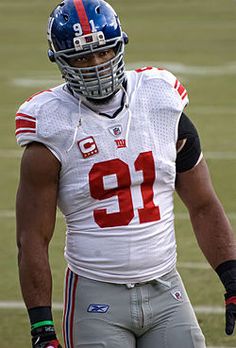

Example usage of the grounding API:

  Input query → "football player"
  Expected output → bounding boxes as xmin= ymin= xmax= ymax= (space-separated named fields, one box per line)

xmin=16 ymin=0 xmax=236 ymax=347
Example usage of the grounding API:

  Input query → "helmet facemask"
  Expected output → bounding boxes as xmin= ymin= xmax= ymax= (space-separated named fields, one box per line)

xmin=53 ymin=37 xmax=125 ymax=100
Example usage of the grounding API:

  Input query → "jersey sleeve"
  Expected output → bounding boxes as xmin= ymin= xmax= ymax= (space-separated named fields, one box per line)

xmin=16 ymin=100 xmax=39 ymax=146
xmin=15 ymin=90 xmax=62 ymax=162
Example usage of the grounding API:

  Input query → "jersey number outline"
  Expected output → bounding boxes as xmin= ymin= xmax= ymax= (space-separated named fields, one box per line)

xmin=89 ymin=151 xmax=161 ymax=228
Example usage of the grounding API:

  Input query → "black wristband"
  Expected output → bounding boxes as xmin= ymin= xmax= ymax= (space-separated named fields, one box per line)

xmin=215 ymin=260 xmax=236 ymax=293
xmin=28 ymin=306 xmax=53 ymax=326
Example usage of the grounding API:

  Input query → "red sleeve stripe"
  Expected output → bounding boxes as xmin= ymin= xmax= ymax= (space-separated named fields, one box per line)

xmin=225 ymin=296 xmax=236 ymax=305
xmin=177 ymin=84 xmax=185 ymax=96
xmin=174 ymin=79 xmax=188 ymax=100
xmin=73 ymin=0 xmax=91 ymax=35
xmin=16 ymin=119 xmax=36 ymax=130
xmin=181 ymin=91 xmax=188 ymax=100
xmin=16 ymin=113 xmax=36 ymax=121
xmin=15 ymin=129 xmax=36 ymax=136
xmin=15 ymin=117 xmax=36 ymax=136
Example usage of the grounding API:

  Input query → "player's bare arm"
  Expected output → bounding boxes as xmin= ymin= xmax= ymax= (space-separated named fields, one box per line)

xmin=16 ymin=142 xmax=60 ymax=307
xmin=16 ymin=142 xmax=62 ymax=346
xmin=176 ymin=157 xmax=236 ymax=267
xmin=176 ymin=158 xmax=236 ymax=334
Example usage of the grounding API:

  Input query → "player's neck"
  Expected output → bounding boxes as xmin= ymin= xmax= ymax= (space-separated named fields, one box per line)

xmin=83 ymin=89 xmax=123 ymax=115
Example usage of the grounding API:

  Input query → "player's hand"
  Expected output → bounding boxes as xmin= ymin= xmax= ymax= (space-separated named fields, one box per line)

xmin=225 ymin=293 xmax=236 ymax=335
xmin=33 ymin=338 xmax=62 ymax=348
xmin=32 ymin=325 xmax=62 ymax=348
xmin=33 ymin=339 xmax=62 ymax=348
xmin=215 ymin=260 xmax=236 ymax=335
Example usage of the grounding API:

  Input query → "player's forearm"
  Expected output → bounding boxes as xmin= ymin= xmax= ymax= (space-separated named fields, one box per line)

xmin=18 ymin=242 xmax=52 ymax=309
xmin=189 ymin=198 xmax=236 ymax=269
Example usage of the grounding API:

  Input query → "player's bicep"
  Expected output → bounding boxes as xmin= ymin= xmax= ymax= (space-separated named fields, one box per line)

xmin=176 ymin=158 xmax=218 ymax=213
xmin=16 ymin=142 xmax=61 ymax=246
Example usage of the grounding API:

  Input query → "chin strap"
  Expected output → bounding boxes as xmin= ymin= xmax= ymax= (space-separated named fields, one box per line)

xmin=66 ymin=99 xmax=82 ymax=153
xmin=120 ymin=83 xmax=131 ymax=147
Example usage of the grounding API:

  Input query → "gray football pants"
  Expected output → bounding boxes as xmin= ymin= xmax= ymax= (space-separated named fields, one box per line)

xmin=62 ymin=268 xmax=206 ymax=348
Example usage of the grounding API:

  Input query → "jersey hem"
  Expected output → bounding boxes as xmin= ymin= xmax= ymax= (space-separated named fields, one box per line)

xmin=66 ymin=259 xmax=177 ymax=285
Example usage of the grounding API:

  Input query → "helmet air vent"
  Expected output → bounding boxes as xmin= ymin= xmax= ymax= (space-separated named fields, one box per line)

xmin=95 ymin=6 xmax=101 ymax=14
xmin=63 ymin=14 xmax=69 ymax=21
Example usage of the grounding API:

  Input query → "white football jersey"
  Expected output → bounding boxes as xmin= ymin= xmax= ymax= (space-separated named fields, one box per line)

xmin=16 ymin=67 xmax=189 ymax=283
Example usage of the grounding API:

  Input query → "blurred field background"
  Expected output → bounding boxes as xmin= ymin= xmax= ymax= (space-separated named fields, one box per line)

xmin=0 ymin=0 xmax=236 ymax=347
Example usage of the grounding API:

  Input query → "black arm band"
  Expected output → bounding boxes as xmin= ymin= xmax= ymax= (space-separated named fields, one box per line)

xmin=215 ymin=260 xmax=236 ymax=293
xmin=176 ymin=112 xmax=201 ymax=173
xmin=28 ymin=306 xmax=53 ymax=326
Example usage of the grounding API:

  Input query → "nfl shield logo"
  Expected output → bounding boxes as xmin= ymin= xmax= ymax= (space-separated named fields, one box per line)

xmin=109 ymin=125 xmax=122 ymax=137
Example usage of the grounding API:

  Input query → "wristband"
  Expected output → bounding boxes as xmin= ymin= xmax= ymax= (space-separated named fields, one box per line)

xmin=215 ymin=260 xmax=236 ymax=292
xmin=31 ymin=320 xmax=54 ymax=330
xmin=28 ymin=306 xmax=53 ymax=326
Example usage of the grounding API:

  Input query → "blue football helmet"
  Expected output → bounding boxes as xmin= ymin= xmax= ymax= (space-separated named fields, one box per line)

xmin=47 ymin=0 xmax=128 ymax=100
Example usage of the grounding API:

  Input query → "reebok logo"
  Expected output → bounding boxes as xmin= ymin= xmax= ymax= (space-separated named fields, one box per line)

xmin=87 ymin=304 xmax=110 ymax=313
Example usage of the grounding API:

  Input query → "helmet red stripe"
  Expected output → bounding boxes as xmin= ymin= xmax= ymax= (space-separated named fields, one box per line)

xmin=73 ymin=0 xmax=91 ymax=34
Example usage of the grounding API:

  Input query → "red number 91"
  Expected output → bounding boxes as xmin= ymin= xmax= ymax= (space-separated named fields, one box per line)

xmin=89 ymin=151 xmax=161 ymax=228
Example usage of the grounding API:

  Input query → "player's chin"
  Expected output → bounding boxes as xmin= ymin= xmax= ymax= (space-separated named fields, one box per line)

xmin=87 ymin=91 xmax=116 ymax=105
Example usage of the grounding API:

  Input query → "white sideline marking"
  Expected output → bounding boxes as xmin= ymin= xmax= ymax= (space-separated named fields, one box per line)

xmin=190 ymin=106 xmax=236 ymax=115
xmin=0 ymin=2 xmax=45 ymax=7
xmin=0 ymin=301 xmax=63 ymax=310
xmin=0 ymin=210 xmax=16 ymax=218
xmin=0 ymin=150 xmax=23 ymax=158
xmin=194 ymin=306 xmax=224 ymax=314
xmin=175 ymin=212 xmax=236 ymax=221
xmin=10 ymin=62 xmax=236 ymax=88
xmin=127 ymin=62 xmax=236 ymax=76
xmin=205 ymin=152 xmax=236 ymax=160
xmin=12 ymin=78 xmax=62 ymax=87
xmin=177 ymin=262 xmax=210 ymax=270
xmin=2 ymin=150 xmax=236 ymax=160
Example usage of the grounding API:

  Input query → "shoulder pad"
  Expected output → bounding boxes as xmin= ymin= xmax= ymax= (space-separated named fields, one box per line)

xmin=135 ymin=66 xmax=189 ymax=106
xmin=15 ymin=89 xmax=57 ymax=147
xmin=25 ymin=89 xmax=53 ymax=103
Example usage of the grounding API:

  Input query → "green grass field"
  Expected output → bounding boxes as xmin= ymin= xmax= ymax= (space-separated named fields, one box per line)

xmin=0 ymin=0 xmax=236 ymax=346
